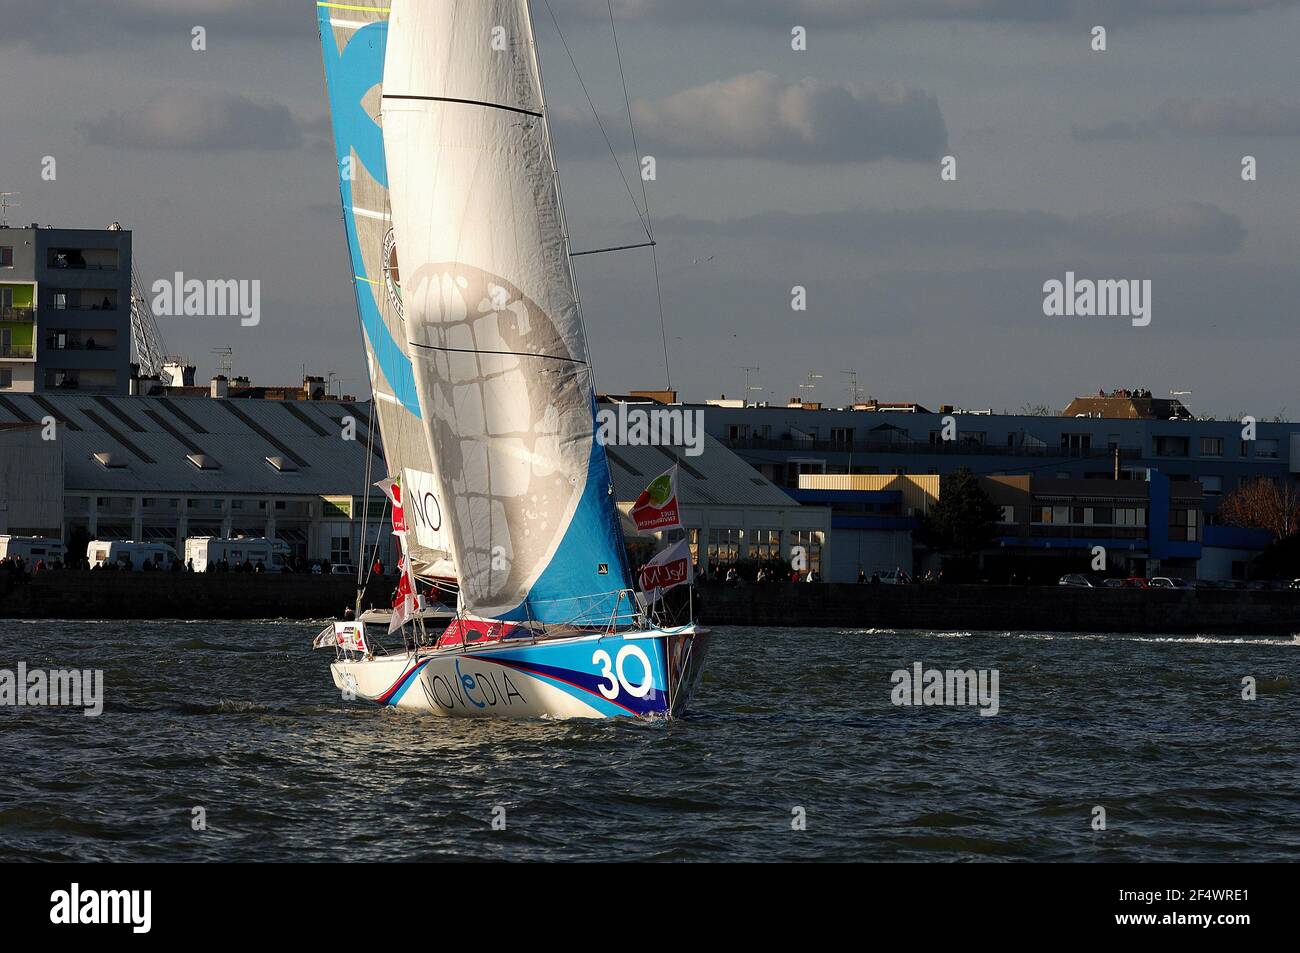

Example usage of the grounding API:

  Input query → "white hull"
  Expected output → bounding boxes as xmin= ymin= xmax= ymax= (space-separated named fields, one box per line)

xmin=331 ymin=626 xmax=709 ymax=720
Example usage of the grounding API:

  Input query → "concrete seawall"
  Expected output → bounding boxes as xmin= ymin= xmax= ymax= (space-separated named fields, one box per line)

xmin=3 ymin=574 xmax=1299 ymax=635
xmin=698 ymin=583 xmax=1300 ymax=635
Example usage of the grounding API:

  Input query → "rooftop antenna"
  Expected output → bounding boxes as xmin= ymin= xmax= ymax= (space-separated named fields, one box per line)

xmin=842 ymin=370 xmax=860 ymax=405
xmin=737 ymin=365 xmax=760 ymax=401
xmin=0 ymin=192 xmax=19 ymax=228
xmin=212 ymin=346 xmax=233 ymax=378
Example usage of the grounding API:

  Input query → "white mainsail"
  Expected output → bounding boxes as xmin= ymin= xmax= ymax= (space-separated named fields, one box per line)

xmin=382 ymin=0 xmax=634 ymax=625
xmin=317 ymin=3 xmax=454 ymax=579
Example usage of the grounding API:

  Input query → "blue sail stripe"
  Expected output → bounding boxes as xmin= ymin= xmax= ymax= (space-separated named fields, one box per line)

xmin=317 ymin=11 xmax=422 ymax=418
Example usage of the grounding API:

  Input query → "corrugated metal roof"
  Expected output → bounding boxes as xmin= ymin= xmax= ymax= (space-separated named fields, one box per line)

xmin=605 ymin=435 xmax=795 ymax=508
xmin=0 ymin=393 xmax=799 ymax=508
xmin=0 ymin=394 xmax=375 ymax=495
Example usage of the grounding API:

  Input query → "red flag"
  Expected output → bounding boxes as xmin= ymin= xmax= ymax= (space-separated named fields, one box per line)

xmin=638 ymin=540 xmax=693 ymax=601
xmin=630 ymin=466 xmax=683 ymax=532
xmin=376 ymin=475 xmax=406 ymax=535
xmin=389 ymin=558 xmax=414 ymax=634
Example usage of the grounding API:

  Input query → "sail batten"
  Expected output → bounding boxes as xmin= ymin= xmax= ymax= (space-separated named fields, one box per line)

xmin=382 ymin=0 xmax=633 ymax=626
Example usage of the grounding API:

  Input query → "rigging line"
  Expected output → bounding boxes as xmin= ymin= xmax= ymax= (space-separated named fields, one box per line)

xmin=540 ymin=0 xmax=651 ymax=240
xmin=570 ymin=240 xmax=657 ymax=258
xmin=605 ymin=0 xmax=670 ymax=390
xmin=607 ymin=0 xmax=651 ymax=240
xmin=357 ymin=396 xmax=378 ymax=598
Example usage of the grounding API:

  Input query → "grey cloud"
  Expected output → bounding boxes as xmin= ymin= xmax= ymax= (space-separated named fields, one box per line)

xmin=658 ymin=202 xmax=1246 ymax=255
xmin=554 ymin=72 xmax=947 ymax=164
xmin=0 ymin=0 xmax=306 ymax=50
xmin=1075 ymin=97 xmax=1300 ymax=140
xmin=557 ymin=0 xmax=1297 ymax=27
xmin=1154 ymin=97 xmax=1300 ymax=136
xmin=79 ymin=89 xmax=306 ymax=152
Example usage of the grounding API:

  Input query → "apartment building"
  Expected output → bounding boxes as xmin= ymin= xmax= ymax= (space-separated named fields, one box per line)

xmin=0 ymin=224 xmax=134 ymax=396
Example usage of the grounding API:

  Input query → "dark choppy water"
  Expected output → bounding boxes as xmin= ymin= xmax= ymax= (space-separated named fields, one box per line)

xmin=1 ymin=622 xmax=1297 ymax=862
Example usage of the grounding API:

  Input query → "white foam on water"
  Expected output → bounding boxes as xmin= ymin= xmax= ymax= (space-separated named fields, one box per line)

xmin=834 ymin=628 xmax=1300 ymax=647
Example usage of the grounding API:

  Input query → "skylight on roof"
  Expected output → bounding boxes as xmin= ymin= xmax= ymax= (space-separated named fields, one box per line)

xmin=187 ymin=453 xmax=221 ymax=471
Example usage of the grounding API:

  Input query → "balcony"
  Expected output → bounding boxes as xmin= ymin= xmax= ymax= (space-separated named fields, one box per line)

xmin=722 ymin=434 xmax=1144 ymax=460
xmin=0 ymin=345 xmax=35 ymax=360
xmin=45 ymin=338 xmax=118 ymax=352
xmin=43 ymin=382 xmax=118 ymax=394
xmin=0 ymin=307 xmax=35 ymax=322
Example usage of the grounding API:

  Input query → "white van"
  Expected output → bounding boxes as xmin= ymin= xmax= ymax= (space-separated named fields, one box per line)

xmin=0 ymin=536 xmax=66 ymax=564
xmin=185 ymin=537 xmax=290 ymax=573
xmin=87 ymin=540 xmax=178 ymax=571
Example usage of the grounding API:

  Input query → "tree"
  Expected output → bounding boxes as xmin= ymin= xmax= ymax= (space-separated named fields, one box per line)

xmin=1218 ymin=477 xmax=1300 ymax=541
xmin=917 ymin=467 xmax=1001 ymax=557
xmin=1019 ymin=402 xmax=1055 ymax=417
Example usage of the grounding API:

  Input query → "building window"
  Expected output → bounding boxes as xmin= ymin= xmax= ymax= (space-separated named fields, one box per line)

xmin=1255 ymin=439 xmax=1279 ymax=459
xmin=0 ymin=247 xmax=13 ymax=267
xmin=727 ymin=424 xmax=751 ymax=442
xmin=1201 ymin=475 xmax=1223 ymax=495
xmin=998 ymin=506 xmax=1016 ymax=524
xmin=1154 ymin=436 xmax=1189 ymax=458
xmin=830 ymin=427 xmax=853 ymax=448
xmin=1200 ymin=437 xmax=1223 ymax=457
xmin=706 ymin=528 xmax=741 ymax=573
xmin=0 ymin=287 xmax=10 ymax=309
xmin=53 ymin=293 xmax=68 ymax=310
xmin=1062 ymin=433 xmax=1092 ymax=453
xmin=785 ymin=529 xmax=823 ymax=575
xmin=747 ymin=528 xmax=782 ymax=561
xmin=0 ymin=369 xmax=11 ymax=388
xmin=1169 ymin=509 xmax=1198 ymax=542
xmin=1115 ymin=507 xmax=1146 ymax=527
xmin=330 ymin=536 xmax=352 ymax=565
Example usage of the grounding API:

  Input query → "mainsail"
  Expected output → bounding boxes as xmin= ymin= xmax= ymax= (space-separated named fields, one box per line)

xmin=381 ymin=0 xmax=634 ymax=625
xmin=316 ymin=2 xmax=454 ymax=579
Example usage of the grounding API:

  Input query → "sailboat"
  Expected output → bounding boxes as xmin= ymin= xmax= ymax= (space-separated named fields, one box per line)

xmin=313 ymin=0 xmax=710 ymax=719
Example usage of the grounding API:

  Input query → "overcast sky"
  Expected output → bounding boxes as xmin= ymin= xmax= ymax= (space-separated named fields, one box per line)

xmin=2 ymin=0 xmax=1298 ymax=418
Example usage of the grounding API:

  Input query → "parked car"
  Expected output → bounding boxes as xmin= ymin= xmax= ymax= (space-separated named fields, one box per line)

xmin=1150 ymin=576 xmax=1194 ymax=589
xmin=874 ymin=569 xmax=911 ymax=585
xmin=1058 ymin=574 xmax=1100 ymax=588
xmin=330 ymin=564 xmax=358 ymax=576
xmin=1124 ymin=577 xmax=1150 ymax=589
xmin=1102 ymin=578 xmax=1126 ymax=588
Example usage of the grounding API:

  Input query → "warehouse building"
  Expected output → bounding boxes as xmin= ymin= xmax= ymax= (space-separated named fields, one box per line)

xmin=0 ymin=391 xmax=388 ymax=566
